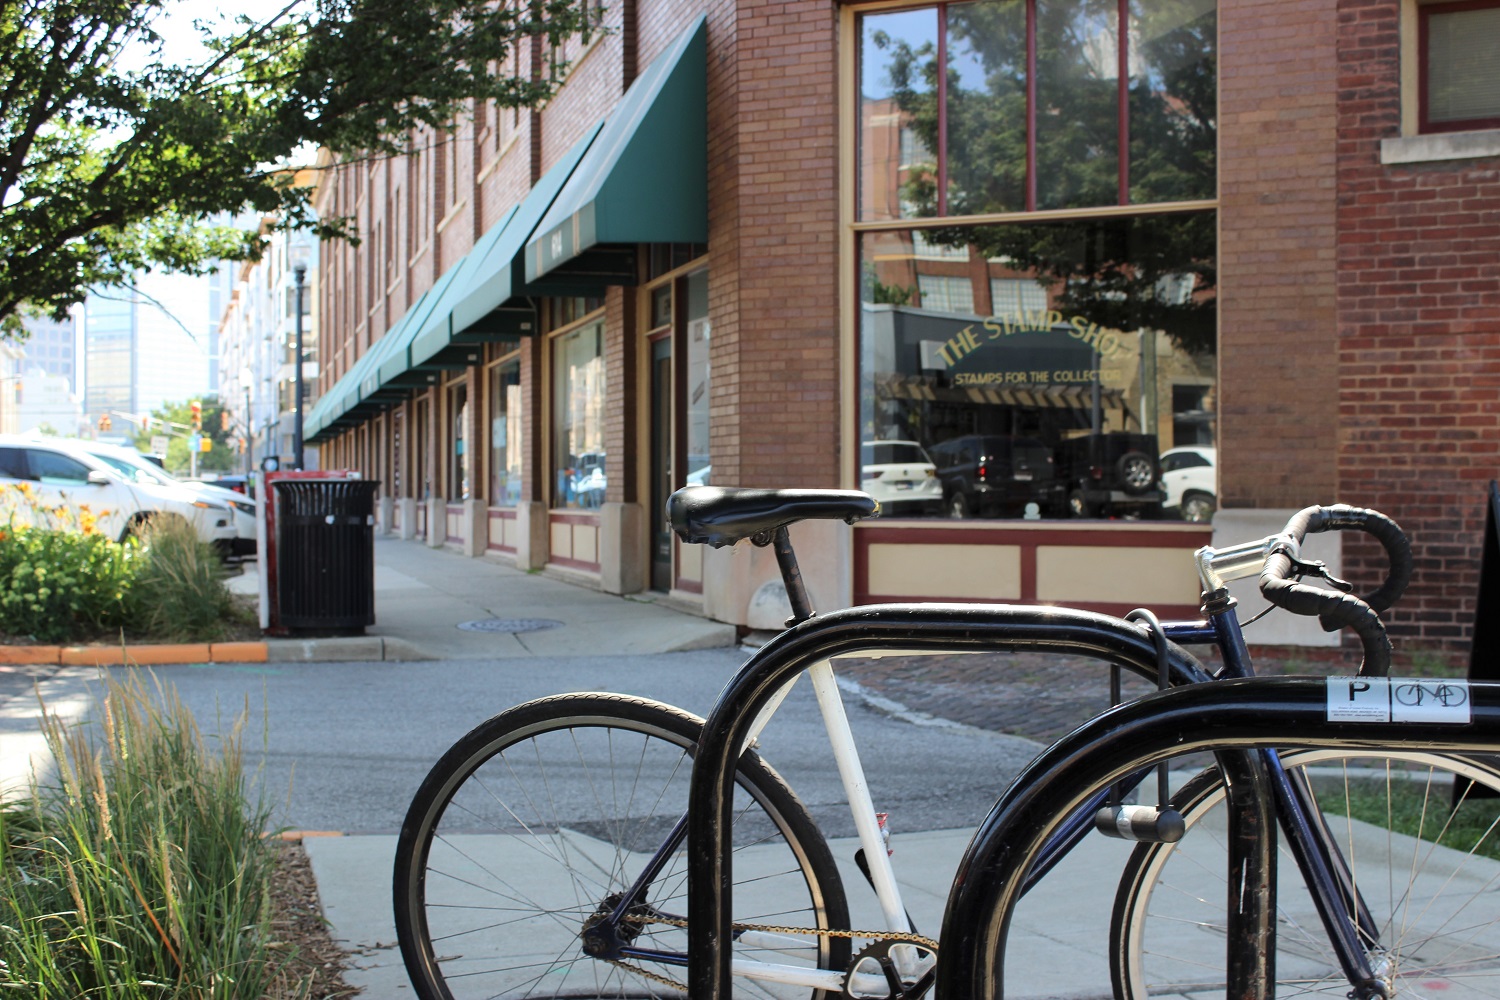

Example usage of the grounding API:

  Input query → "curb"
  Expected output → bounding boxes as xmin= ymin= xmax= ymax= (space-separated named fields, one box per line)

xmin=0 ymin=643 xmax=272 ymax=666
xmin=0 ymin=637 xmax=436 ymax=666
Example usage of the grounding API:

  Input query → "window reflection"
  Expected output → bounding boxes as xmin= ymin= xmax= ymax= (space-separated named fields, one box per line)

xmin=859 ymin=212 xmax=1216 ymax=521
xmin=857 ymin=0 xmax=1216 ymax=217
xmin=1129 ymin=0 xmax=1217 ymax=203
xmin=860 ymin=7 xmax=940 ymax=222
xmin=489 ymin=359 xmax=523 ymax=506
xmin=1033 ymin=0 xmax=1120 ymax=210
xmin=552 ymin=321 xmax=606 ymax=510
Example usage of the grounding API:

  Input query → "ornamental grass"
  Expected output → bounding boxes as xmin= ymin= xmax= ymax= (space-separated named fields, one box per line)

xmin=0 ymin=670 xmax=293 ymax=997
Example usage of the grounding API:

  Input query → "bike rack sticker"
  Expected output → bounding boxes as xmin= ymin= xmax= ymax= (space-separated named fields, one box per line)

xmin=1326 ymin=677 xmax=1471 ymax=724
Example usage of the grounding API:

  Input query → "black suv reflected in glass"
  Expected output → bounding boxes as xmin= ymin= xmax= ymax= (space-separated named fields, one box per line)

xmin=928 ymin=435 xmax=1064 ymax=518
xmin=1054 ymin=432 xmax=1166 ymax=519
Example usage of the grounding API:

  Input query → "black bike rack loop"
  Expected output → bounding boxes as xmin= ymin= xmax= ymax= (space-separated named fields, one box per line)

xmin=935 ymin=676 xmax=1500 ymax=1000
xmin=685 ymin=603 xmax=1216 ymax=1000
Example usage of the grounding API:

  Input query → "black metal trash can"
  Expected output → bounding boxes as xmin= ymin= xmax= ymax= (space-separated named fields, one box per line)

xmin=273 ymin=479 xmax=381 ymax=631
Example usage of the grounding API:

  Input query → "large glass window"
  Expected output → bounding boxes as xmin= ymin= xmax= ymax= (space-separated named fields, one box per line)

xmin=860 ymin=213 xmax=1216 ymax=521
xmin=685 ymin=269 xmax=711 ymax=483
xmin=858 ymin=0 xmax=1216 ymax=219
xmin=552 ymin=320 xmax=606 ymax=510
xmin=449 ymin=382 xmax=470 ymax=501
xmin=489 ymin=358 xmax=523 ymax=505
xmin=857 ymin=0 xmax=1216 ymax=522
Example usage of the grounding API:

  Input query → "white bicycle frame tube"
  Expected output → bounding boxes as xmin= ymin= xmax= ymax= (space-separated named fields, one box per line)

xmin=719 ymin=658 xmax=916 ymax=993
xmin=808 ymin=659 xmax=913 ymax=934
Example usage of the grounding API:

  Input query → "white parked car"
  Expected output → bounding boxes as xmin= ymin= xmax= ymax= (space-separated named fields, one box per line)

xmin=860 ymin=440 xmax=943 ymax=516
xmin=1160 ymin=445 xmax=1216 ymax=523
xmin=0 ymin=437 xmax=237 ymax=549
xmin=79 ymin=442 xmax=257 ymax=558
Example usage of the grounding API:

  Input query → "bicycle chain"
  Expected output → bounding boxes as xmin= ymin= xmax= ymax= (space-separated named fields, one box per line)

xmin=605 ymin=914 xmax=940 ymax=994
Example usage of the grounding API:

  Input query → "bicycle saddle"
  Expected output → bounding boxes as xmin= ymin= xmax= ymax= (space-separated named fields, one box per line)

xmin=667 ymin=486 xmax=879 ymax=548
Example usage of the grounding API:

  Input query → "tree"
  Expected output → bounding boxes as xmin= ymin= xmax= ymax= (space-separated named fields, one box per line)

xmin=0 ymin=0 xmax=595 ymax=332
xmin=874 ymin=0 xmax=1218 ymax=356
xmin=134 ymin=397 xmax=234 ymax=473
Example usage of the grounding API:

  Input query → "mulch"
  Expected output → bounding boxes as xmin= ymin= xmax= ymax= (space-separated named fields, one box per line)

xmin=266 ymin=839 xmax=360 ymax=999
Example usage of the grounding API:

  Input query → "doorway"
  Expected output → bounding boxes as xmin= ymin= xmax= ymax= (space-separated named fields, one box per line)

xmin=649 ymin=335 xmax=673 ymax=592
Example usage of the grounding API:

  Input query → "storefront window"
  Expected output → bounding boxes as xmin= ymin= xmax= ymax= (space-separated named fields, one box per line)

xmin=858 ymin=0 xmax=1216 ymax=218
xmin=859 ymin=211 xmax=1216 ymax=521
xmin=552 ymin=320 xmax=606 ymax=509
xmin=489 ymin=358 xmax=523 ymax=506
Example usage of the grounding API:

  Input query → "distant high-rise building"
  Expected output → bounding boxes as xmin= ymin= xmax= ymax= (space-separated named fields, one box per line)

xmin=83 ymin=269 xmax=227 ymax=429
xmin=82 ymin=292 xmax=136 ymax=424
xmin=17 ymin=314 xmax=76 ymax=392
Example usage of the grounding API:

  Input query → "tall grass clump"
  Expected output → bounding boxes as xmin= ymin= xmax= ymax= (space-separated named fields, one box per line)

xmin=0 ymin=670 xmax=282 ymax=997
xmin=126 ymin=515 xmax=238 ymax=642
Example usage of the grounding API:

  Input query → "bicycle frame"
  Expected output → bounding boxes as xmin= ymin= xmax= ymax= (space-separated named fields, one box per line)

xmin=681 ymin=602 xmax=1500 ymax=1000
xmin=680 ymin=602 xmax=1213 ymax=997
xmin=582 ymin=602 xmax=1209 ymax=991
xmin=934 ymin=676 xmax=1500 ymax=1000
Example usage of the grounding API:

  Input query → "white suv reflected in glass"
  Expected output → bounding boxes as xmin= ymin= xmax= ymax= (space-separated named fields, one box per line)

xmin=860 ymin=440 xmax=943 ymax=517
xmin=1160 ymin=445 xmax=1216 ymax=523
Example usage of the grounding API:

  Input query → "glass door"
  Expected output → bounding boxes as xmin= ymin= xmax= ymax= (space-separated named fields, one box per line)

xmin=649 ymin=334 xmax=673 ymax=592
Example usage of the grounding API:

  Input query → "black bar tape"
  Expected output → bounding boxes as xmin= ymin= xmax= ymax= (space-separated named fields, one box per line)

xmin=1259 ymin=504 xmax=1411 ymax=677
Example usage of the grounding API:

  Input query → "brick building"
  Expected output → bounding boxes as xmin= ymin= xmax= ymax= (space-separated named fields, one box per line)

xmin=306 ymin=0 xmax=1500 ymax=651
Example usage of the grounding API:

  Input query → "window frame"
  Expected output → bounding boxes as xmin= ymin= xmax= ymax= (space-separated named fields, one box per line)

xmin=845 ymin=0 xmax=1220 ymax=515
xmin=1418 ymin=0 xmax=1500 ymax=134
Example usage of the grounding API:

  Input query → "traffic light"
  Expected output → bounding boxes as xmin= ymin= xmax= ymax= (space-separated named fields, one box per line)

xmin=190 ymin=400 xmax=202 ymax=429
xmin=98 ymin=414 xmax=111 ymax=432
xmin=221 ymin=410 xmax=231 ymax=431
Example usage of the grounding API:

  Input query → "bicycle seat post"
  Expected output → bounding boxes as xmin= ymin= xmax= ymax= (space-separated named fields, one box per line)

xmin=770 ymin=525 xmax=816 ymax=625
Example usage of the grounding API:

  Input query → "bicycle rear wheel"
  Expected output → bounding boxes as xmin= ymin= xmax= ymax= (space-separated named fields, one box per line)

xmin=1111 ymin=749 xmax=1500 ymax=1000
xmin=394 ymin=692 xmax=850 ymax=999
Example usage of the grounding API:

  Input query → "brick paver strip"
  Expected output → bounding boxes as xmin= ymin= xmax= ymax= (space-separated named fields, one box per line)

xmin=834 ymin=647 xmax=1361 ymax=745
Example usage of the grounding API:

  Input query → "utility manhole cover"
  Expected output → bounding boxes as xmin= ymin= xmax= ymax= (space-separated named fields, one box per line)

xmin=457 ymin=618 xmax=564 ymax=634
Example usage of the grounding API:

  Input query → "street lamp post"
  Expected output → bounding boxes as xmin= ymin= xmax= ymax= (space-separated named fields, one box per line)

xmin=240 ymin=365 xmax=254 ymax=475
xmin=292 ymin=263 xmax=306 ymax=470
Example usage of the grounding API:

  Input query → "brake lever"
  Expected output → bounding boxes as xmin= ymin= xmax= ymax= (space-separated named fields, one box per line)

xmin=1289 ymin=557 xmax=1353 ymax=593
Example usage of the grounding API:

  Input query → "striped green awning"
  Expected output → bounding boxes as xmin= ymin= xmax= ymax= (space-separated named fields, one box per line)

xmin=444 ymin=121 xmax=605 ymax=341
xmin=525 ymin=15 xmax=706 ymax=284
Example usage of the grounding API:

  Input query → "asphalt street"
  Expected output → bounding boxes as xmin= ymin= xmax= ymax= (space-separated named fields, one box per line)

xmin=138 ymin=648 xmax=1046 ymax=839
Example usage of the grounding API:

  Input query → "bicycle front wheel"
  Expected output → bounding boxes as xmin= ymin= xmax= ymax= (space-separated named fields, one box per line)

xmin=394 ymin=692 xmax=851 ymax=999
xmin=1111 ymin=749 xmax=1500 ymax=1000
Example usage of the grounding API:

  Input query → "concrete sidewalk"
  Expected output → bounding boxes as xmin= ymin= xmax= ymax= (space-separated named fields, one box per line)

xmin=230 ymin=534 xmax=737 ymax=661
xmin=304 ymin=824 xmax=1137 ymax=997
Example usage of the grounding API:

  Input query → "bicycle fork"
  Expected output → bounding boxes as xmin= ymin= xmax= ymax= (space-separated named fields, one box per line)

xmin=1210 ymin=604 xmax=1389 ymax=999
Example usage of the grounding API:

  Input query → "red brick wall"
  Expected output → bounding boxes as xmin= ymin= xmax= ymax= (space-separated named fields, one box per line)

xmin=1335 ymin=0 xmax=1500 ymax=650
xmin=716 ymin=0 xmax=840 ymax=488
xmin=1217 ymin=0 xmax=1341 ymax=510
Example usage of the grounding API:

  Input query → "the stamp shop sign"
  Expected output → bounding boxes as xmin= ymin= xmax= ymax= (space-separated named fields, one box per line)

xmin=882 ymin=306 xmax=1132 ymax=388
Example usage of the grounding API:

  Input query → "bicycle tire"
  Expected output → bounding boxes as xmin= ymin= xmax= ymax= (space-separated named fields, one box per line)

xmin=1111 ymin=749 xmax=1500 ymax=1000
xmin=394 ymin=692 xmax=851 ymax=999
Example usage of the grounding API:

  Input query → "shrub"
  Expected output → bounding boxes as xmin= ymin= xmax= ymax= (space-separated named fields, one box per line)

xmin=0 ymin=486 xmax=141 ymax=643
xmin=0 ymin=486 xmax=242 ymax=645
xmin=126 ymin=515 xmax=237 ymax=643
xmin=0 ymin=670 xmax=284 ymax=997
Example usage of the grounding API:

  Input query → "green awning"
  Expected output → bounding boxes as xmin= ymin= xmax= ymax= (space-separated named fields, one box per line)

xmin=374 ymin=269 xmax=462 ymax=387
xmin=407 ymin=206 xmax=519 ymax=368
xmin=446 ymin=121 xmax=606 ymax=340
xmin=525 ymin=14 xmax=707 ymax=284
